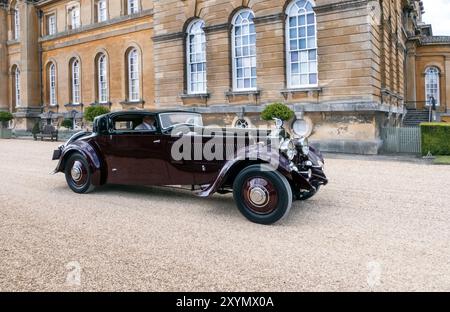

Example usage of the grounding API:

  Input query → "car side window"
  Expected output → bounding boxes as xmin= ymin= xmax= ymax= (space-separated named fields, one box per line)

xmin=109 ymin=115 xmax=159 ymax=134
xmin=115 ymin=121 xmax=134 ymax=131
xmin=134 ymin=116 xmax=158 ymax=132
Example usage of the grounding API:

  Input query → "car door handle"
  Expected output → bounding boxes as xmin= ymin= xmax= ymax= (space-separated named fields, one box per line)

xmin=153 ymin=140 xmax=161 ymax=143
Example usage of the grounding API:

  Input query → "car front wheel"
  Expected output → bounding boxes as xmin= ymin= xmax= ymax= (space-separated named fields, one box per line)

xmin=64 ymin=153 xmax=95 ymax=194
xmin=233 ymin=164 xmax=292 ymax=225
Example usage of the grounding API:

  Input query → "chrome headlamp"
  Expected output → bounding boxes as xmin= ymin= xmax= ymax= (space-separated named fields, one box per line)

xmin=296 ymin=137 xmax=310 ymax=156
xmin=302 ymin=145 xmax=310 ymax=156
xmin=280 ymin=139 xmax=297 ymax=161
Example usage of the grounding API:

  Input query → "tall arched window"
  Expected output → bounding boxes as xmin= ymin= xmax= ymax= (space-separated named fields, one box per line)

xmin=127 ymin=48 xmax=140 ymax=102
xmin=425 ymin=67 xmax=440 ymax=106
xmin=13 ymin=66 xmax=21 ymax=107
xmin=49 ymin=63 xmax=57 ymax=106
xmin=231 ymin=9 xmax=257 ymax=91
xmin=70 ymin=59 xmax=81 ymax=104
xmin=186 ymin=19 xmax=207 ymax=94
xmin=14 ymin=4 xmax=20 ymax=40
xmin=97 ymin=54 xmax=109 ymax=103
xmin=286 ymin=0 xmax=318 ymax=88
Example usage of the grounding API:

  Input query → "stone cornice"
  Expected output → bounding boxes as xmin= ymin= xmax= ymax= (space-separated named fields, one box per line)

xmin=152 ymin=31 xmax=184 ymax=43
xmin=157 ymin=101 xmax=406 ymax=115
xmin=39 ymin=9 xmax=153 ymax=43
xmin=420 ymin=36 xmax=450 ymax=45
xmin=314 ymin=0 xmax=369 ymax=13
xmin=253 ymin=13 xmax=284 ymax=25
xmin=41 ymin=23 xmax=152 ymax=51
xmin=153 ymin=1 xmax=374 ymax=43
xmin=34 ymin=0 xmax=71 ymax=8
xmin=204 ymin=23 xmax=228 ymax=34
xmin=153 ymin=12 xmax=285 ymax=43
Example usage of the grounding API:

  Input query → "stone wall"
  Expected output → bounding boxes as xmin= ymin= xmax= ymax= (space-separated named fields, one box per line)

xmin=41 ymin=14 xmax=154 ymax=112
xmin=4 ymin=0 xmax=42 ymax=130
xmin=0 ymin=0 xmax=431 ymax=154
xmin=37 ymin=0 xmax=155 ymax=122
xmin=370 ymin=0 xmax=406 ymax=109
xmin=153 ymin=0 xmax=387 ymax=108
xmin=151 ymin=0 xmax=411 ymax=153
xmin=414 ymin=43 xmax=450 ymax=112
xmin=0 ymin=8 xmax=8 ymax=111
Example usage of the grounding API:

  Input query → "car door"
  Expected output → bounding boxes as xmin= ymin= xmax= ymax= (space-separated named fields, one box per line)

xmin=103 ymin=114 xmax=171 ymax=186
xmin=165 ymin=133 xmax=203 ymax=186
xmin=165 ymin=131 xmax=225 ymax=186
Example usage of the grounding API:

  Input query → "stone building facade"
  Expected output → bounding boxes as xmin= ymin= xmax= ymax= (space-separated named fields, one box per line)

xmin=0 ymin=0 xmax=449 ymax=153
xmin=0 ymin=0 xmax=41 ymax=131
xmin=152 ymin=0 xmax=414 ymax=154
xmin=406 ymin=35 xmax=450 ymax=122
xmin=0 ymin=0 xmax=154 ymax=131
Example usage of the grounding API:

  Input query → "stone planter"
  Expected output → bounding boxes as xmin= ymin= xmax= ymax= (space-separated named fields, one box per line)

xmin=0 ymin=128 xmax=12 ymax=139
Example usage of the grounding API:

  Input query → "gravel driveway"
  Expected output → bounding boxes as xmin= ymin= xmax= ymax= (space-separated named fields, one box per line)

xmin=0 ymin=139 xmax=449 ymax=292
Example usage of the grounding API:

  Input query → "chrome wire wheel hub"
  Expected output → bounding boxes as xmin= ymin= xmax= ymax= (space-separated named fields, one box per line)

xmin=242 ymin=177 xmax=278 ymax=215
xmin=248 ymin=186 xmax=270 ymax=208
xmin=70 ymin=161 xmax=83 ymax=182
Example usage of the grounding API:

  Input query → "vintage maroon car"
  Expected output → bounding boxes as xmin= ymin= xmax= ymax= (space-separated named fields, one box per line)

xmin=52 ymin=111 xmax=327 ymax=224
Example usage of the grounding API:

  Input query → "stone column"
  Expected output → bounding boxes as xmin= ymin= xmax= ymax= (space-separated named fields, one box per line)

xmin=405 ymin=41 xmax=417 ymax=109
xmin=446 ymin=56 xmax=450 ymax=113
xmin=13 ymin=2 xmax=42 ymax=131
xmin=253 ymin=14 xmax=285 ymax=103
xmin=0 ymin=8 xmax=9 ymax=112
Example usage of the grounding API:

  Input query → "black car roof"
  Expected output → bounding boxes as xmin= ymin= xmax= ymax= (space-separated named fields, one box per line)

xmin=95 ymin=110 xmax=201 ymax=120
xmin=105 ymin=110 xmax=199 ymax=118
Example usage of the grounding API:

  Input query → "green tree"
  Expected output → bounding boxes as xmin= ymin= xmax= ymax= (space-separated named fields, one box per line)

xmin=31 ymin=122 xmax=41 ymax=135
xmin=0 ymin=112 xmax=13 ymax=128
xmin=61 ymin=119 xmax=74 ymax=129
xmin=84 ymin=106 xmax=110 ymax=122
xmin=261 ymin=103 xmax=294 ymax=121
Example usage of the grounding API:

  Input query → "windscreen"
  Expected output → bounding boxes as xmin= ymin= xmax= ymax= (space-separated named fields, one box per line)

xmin=159 ymin=113 xmax=203 ymax=130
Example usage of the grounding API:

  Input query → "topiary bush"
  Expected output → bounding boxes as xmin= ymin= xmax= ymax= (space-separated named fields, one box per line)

xmin=0 ymin=111 xmax=13 ymax=128
xmin=421 ymin=122 xmax=450 ymax=156
xmin=31 ymin=122 xmax=41 ymax=135
xmin=261 ymin=103 xmax=294 ymax=121
xmin=61 ymin=119 xmax=74 ymax=130
xmin=84 ymin=106 xmax=110 ymax=122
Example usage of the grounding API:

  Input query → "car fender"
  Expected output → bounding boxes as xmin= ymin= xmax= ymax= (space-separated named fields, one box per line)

xmin=54 ymin=140 xmax=104 ymax=186
xmin=196 ymin=144 xmax=313 ymax=197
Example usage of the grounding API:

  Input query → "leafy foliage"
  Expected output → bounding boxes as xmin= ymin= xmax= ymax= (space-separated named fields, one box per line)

xmin=84 ymin=106 xmax=110 ymax=122
xmin=61 ymin=119 xmax=74 ymax=129
xmin=421 ymin=122 xmax=450 ymax=156
xmin=0 ymin=112 xmax=13 ymax=128
xmin=434 ymin=156 xmax=450 ymax=165
xmin=261 ymin=103 xmax=294 ymax=121
xmin=31 ymin=122 xmax=41 ymax=135
xmin=0 ymin=112 xmax=13 ymax=122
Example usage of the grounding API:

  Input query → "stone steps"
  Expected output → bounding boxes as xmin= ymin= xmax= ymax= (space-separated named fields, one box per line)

xmin=403 ymin=109 xmax=430 ymax=127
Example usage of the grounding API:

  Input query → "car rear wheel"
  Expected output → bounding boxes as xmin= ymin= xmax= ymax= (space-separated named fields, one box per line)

xmin=233 ymin=164 xmax=292 ymax=225
xmin=64 ymin=153 xmax=95 ymax=194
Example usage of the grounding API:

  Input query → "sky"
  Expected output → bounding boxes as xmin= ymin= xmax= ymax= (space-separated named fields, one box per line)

xmin=422 ymin=0 xmax=450 ymax=35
